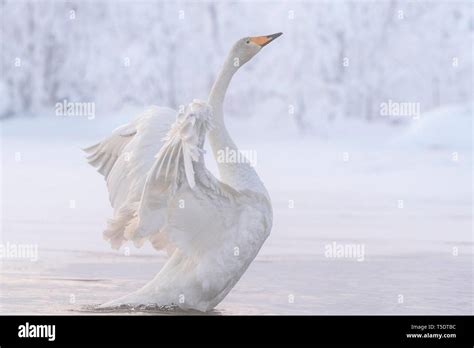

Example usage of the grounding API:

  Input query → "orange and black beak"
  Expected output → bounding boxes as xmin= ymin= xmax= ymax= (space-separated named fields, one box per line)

xmin=250 ymin=32 xmax=283 ymax=47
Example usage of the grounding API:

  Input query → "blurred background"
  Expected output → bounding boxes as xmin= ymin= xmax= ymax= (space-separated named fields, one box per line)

xmin=1 ymin=0 xmax=472 ymax=128
xmin=0 ymin=0 xmax=472 ymax=314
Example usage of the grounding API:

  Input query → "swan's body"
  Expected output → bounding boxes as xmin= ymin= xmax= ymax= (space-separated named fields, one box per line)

xmin=84 ymin=33 xmax=281 ymax=312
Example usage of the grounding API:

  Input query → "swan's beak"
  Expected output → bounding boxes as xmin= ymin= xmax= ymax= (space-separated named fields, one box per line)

xmin=250 ymin=32 xmax=283 ymax=48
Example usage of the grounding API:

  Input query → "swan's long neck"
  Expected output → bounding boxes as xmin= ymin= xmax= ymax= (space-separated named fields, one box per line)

xmin=208 ymin=55 xmax=238 ymax=155
xmin=207 ymin=55 xmax=267 ymax=195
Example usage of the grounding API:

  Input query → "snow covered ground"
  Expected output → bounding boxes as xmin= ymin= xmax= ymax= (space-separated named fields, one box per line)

xmin=0 ymin=103 xmax=472 ymax=314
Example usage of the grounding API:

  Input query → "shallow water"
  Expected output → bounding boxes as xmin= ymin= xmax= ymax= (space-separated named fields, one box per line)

xmin=1 ymin=247 xmax=471 ymax=315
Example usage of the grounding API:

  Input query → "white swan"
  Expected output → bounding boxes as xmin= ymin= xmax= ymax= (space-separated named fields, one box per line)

xmin=84 ymin=33 xmax=282 ymax=312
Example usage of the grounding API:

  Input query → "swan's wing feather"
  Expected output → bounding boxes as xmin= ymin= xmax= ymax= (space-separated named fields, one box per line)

xmin=83 ymin=122 xmax=137 ymax=179
xmin=84 ymin=106 xmax=176 ymax=249
xmin=125 ymin=100 xmax=241 ymax=253
xmin=182 ymin=143 xmax=196 ymax=188
xmin=84 ymin=106 xmax=175 ymax=207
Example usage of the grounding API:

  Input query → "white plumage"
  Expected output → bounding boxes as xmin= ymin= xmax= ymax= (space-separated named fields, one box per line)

xmin=84 ymin=33 xmax=282 ymax=311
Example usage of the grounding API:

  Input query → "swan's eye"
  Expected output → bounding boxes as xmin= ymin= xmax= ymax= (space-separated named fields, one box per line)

xmin=246 ymin=39 xmax=250 ymax=44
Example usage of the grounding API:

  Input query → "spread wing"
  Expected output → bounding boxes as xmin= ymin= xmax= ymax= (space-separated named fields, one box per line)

xmin=83 ymin=106 xmax=176 ymax=209
xmin=84 ymin=100 xmax=244 ymax=253
xmin=84 ymin=106 xmax=176 ymax=249
xmin=122 ymin=100 xmax=245 ymax=255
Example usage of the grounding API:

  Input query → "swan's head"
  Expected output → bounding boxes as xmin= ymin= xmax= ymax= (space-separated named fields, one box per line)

xmin=230 ymin=32 xmax=282 ymax=67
